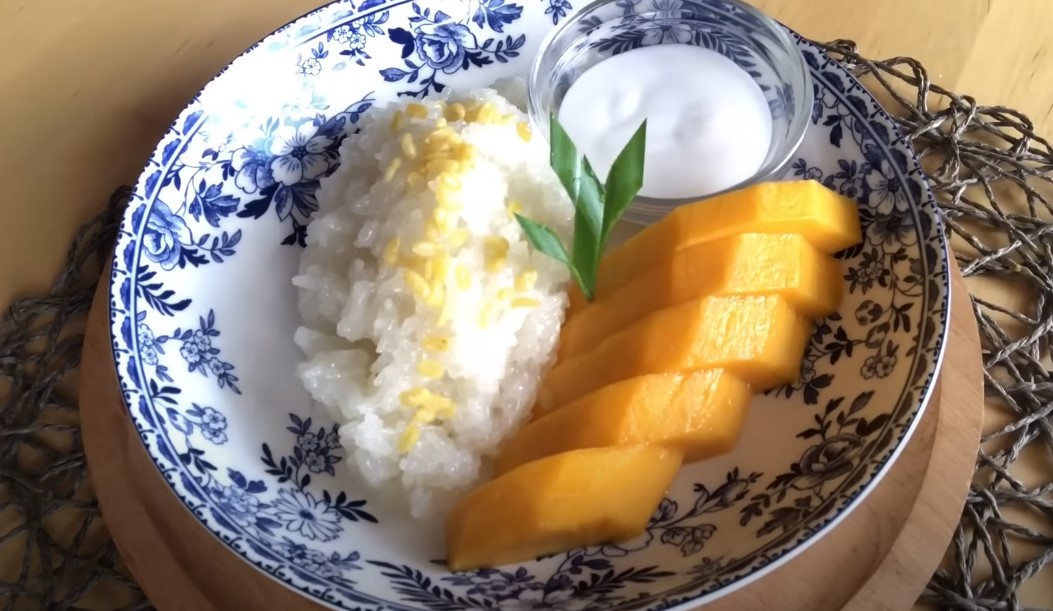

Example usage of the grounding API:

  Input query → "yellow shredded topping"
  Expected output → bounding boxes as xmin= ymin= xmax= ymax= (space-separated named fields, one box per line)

xmin=515 ymin=269 xmax=538 ymax=291
xmin=511 ymin=297 xmax=541 ymax=309
xmin=412 ymin=240 xmax=439 ymax=257
xmin=405 ymin=103 xmax=428 ymax=119
xmin=424 ymin=220 xmax=441 ymax=241
xmin=449 ymin=228 xmax=470 ymax=249
xmin=398 ymin=386 xmax=457 ymax=452
xmin=445 ymin=102 xmax=466 ymax=122
xmin=423 ymin=335 xmax=450 ymax=352
xmin=389 ymin=97 xmax=542 ymax=453
xmin=471 ymin=101 xmax=499 ymax=124
xmin=433 ymin=253 xmax=451 ymax=283
xmin=516 ymin=121 xmax=532 ymax=142
xmin=425 ymin=281 xmax=445 ymax=308
xmin=404 ymin=270 xmax=430 ymax=299
xmin=506 ymin=200 xmax=523 ymax=219
xmin=484 ymin=236 xmax=510 ymax=273
xmin=437 ymin=294 xmax=453 ymax=327
xmin=424 ymin=126 xmax=456 ymax=145
xmin=417 ymin=360 xmax=445 ymax=379
xmin=400 ymin=132 xmax=417 ymax=159
xmin=433 ymin=208 xmax=453 ymax=233
xmin=400 ymin=387 xmax=455 ymax=414
xmin=399 ymin=426 xmax=420 ymax=452
xmin=440 ymin=172 xmax=463 ymax=191
xmin=455 ymin=265 xmax=472 ymax=290
xmin=389 ymin=110 xmax=404 ymax=133
xmin=400 ymin=254 xmax=426 ymax=276
xmin=384 ymin=157 xmax=402 ymax=182
xmin=399 ymin=387 xmax=430 ymax=407
xmin=435 ymin=181 xmax=462 ymax=211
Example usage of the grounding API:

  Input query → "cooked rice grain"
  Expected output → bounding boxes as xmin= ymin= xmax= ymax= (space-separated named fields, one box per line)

xmin=293 ymin=85 xmax=573 ymax=517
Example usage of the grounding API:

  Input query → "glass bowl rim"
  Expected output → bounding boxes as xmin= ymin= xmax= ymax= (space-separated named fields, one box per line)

xmin=525 ymin=0 xmax=815 ymax=218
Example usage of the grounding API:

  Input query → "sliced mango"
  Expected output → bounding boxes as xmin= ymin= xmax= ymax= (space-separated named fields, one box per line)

xmin=537 ymin=295 xmax=810 ymax=416
xmin=569 ymin=180 xmax=861 ymax=309
xmin=559 ymin=233 xmax=842 ymax=358
xmin=495 ymin=370 xmax=751 ymax=476
xmin=445 ymin=444 xmax=682 ymax=571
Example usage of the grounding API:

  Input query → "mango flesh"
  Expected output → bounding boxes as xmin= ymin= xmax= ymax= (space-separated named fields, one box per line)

xmin=445 ymin=444 xmax=682 ymax=570
xmin=537 ymin=295 xmax=811 ymax=416
xmin=495 ymin=370 xmax=751 ymax=476
xmin=569 ymin=180 xmax=861 ymax=309
xmin=559 ymin=233 xmax=843 ymax=358
xmin=444 ymin=181 xmax=860 ymax=570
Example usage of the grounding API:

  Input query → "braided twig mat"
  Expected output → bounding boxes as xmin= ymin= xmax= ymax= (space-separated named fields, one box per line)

xmin=819 ymin=40 xmax=1053 ymax=610
xmin=0 ymin=40 xmax=1050 ymax=611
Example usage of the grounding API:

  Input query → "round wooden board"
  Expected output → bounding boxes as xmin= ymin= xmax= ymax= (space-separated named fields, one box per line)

xmin=78 ymin=257 xmax=982 ymax=611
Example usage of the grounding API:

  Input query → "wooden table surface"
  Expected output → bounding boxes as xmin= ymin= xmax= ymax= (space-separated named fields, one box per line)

xmin=2 ymin=0 xmax=1051 ymax=608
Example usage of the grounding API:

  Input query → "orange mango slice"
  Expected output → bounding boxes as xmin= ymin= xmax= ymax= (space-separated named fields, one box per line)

xmin=445 ymin=444 xmax=682 ymax=571
xmin=559 ymin=233 xmax=842 ymax=359
xmin=495 ymin=370 xmax=751 ymax=476
xmin=537 ymin=295 xmax=810 ymax=416
xmin=569 ymin=180 xmax=861 ymax=309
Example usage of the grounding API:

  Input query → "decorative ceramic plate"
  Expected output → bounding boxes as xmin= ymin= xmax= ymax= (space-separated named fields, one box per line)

xmin=107 ymin=1 xmax=950 ymax=609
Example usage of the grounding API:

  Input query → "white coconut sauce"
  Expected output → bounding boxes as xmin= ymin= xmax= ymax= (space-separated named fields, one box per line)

xmin=557 ymin=44 xmax=773 ymax=200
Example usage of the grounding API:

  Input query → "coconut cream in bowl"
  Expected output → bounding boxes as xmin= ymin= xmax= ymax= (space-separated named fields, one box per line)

xmin=527 ymin=0 xmax=813 ymax=225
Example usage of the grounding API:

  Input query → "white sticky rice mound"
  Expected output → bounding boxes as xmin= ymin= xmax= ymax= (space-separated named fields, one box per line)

xmin=292 ymin=82 xmax=574 ymax=518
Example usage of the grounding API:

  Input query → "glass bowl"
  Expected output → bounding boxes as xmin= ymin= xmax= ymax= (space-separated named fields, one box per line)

xmin=527 ymin=0 xmax=813 ymax=225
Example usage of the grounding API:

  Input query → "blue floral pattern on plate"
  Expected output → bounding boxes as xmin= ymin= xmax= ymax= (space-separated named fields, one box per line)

xmin=107 ymin=1 xmax=949 ymax=609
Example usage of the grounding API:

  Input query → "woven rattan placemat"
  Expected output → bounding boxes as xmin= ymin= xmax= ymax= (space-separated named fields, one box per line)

xmin=0 ymin=40 xmax=1050 ymax=611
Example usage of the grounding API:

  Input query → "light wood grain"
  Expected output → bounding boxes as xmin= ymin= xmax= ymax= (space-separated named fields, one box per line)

xmin=4 ymin=0 xmax=1049 ymax=309
xmin=76 ymin=259 xmax=981 ymax=611
xmin=955 ymin=0 xmax=1053 ymax=133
